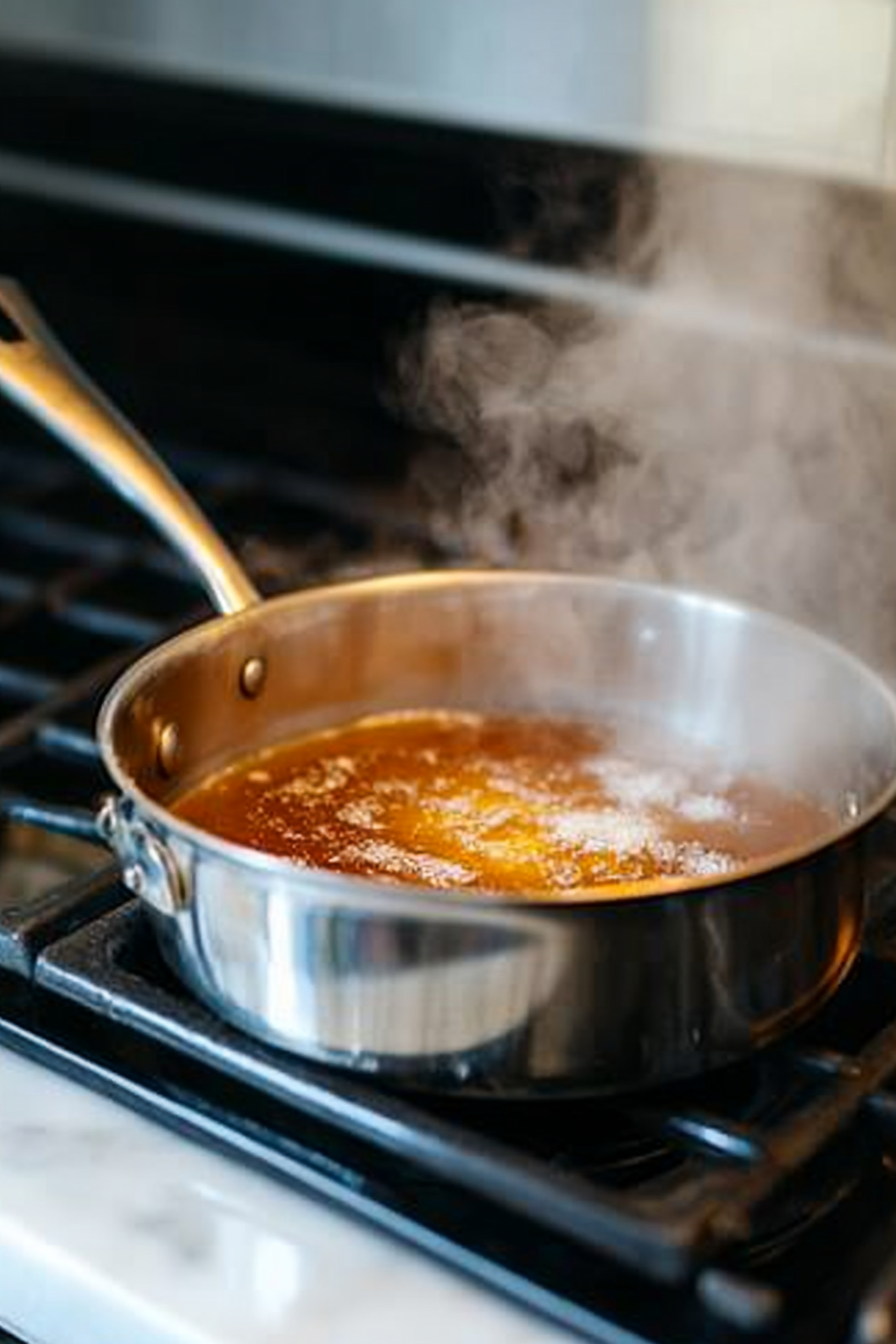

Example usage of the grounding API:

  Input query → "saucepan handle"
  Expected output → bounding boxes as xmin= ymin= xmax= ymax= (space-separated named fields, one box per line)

xmin=0 ymin=277 xmax=260 ymax=616
xmin=4 ymin=791 xmax=187 ymax=917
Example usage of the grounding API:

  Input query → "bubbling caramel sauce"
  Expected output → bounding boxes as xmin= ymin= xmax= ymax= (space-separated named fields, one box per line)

xmin=173 ymin=711 xmax=836 ymax=899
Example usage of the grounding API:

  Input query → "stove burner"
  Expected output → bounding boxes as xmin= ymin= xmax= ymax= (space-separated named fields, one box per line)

xmin=735 ymin=1139 xmax=866 ymax=1270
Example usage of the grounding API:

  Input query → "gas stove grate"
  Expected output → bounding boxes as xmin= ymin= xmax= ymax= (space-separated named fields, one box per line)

xmin=24 ymin=895 xmax=896 ymax=1288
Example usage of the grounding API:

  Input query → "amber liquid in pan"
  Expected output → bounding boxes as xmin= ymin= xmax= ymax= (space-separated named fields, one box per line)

xmin=173 ymin=711 xmax=836 ymax=898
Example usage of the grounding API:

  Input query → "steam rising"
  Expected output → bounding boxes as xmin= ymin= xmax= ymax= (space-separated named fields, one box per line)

xmin=400 ymin=164 xmax=896 ymax=672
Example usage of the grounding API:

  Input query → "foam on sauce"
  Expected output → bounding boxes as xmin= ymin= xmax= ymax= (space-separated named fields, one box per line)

xmin=173 ymin=711 xmax=835 ymax=898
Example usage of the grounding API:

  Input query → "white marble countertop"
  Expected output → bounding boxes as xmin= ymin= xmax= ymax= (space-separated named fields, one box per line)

xmin=0 ymin=1045 xmax=576 ymax=1344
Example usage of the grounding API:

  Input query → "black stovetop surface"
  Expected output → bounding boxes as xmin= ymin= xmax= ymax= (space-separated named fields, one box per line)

xmin=1 ymin=435 xmax=896 ymax=1344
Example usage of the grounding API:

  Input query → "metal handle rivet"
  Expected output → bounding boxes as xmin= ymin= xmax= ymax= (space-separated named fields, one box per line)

xmin=123 ymin=863 xmax=146 ymax=896
xmin=156 ymin=721 xmax=182 ymax=777
xmin=96 ymin=794 xmax=120 ymax=843
xmin=240 ymin=656 xmax=267 ymax=699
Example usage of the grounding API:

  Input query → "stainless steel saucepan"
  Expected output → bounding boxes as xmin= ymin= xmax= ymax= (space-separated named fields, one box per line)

xmin=1 ymin=277 xmax=895 ymax=1098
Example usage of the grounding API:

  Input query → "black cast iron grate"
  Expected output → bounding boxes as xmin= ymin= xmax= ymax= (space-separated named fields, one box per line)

xmin=3 ymin=438 xmax=896 ymax=1343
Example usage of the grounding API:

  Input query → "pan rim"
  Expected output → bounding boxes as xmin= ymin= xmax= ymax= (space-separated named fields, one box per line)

xmin=96 ymin=568 xmax=896 ymax=909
